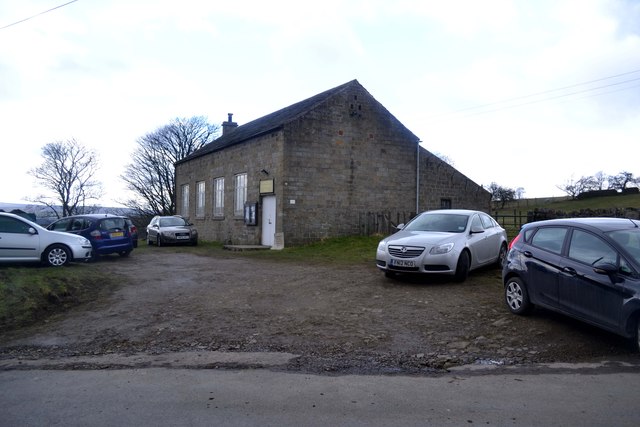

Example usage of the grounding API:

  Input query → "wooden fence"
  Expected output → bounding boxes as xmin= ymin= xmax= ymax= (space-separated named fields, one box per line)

xmin=493 ymin=210 xmax=529 ymax=232
xmin=358 ymin=211 xmax=415 ymax=236
xmin=494 ymin=208 xmax=640 ymax=233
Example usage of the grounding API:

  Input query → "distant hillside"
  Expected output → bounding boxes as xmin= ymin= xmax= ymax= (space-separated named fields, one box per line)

xmin=495 ymin=193 xmax=640 ymax=214
xmin=0 ymin=203 xmax=133 ymax=226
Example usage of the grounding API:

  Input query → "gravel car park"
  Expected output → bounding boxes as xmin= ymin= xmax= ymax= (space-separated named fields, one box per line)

xmin=2 ymin=247 xmax=639 ymax=374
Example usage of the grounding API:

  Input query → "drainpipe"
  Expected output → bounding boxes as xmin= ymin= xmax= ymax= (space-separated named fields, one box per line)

xmin=416 ymin=140 xmax=421 ymax=214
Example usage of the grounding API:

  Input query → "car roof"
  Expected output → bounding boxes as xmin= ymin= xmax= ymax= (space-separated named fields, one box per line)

xmin=523 ymin=217 xmax=640 ymax=232
xmin=0 ymin=212 xmax=32 ymax=220
xmin=60 ymin=214 xmax=126 ymax=219
xmin=421 ymin=209 xmax=485 ymax=215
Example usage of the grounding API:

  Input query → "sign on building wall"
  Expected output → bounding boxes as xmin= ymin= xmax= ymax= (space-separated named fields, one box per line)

xmin=260 ymin=179 xmax=274 ymax=195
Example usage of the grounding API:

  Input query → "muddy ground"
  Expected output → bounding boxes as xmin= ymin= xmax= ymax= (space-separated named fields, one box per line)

xmin=1 ymin=247 xmax=638 ymax=375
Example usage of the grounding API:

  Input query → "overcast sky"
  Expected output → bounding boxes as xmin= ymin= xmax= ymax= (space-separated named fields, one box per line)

xmin=1 ymin=0 xmax=639 ymax=207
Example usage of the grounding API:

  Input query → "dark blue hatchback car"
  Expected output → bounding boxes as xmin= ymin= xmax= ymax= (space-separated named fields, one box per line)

xmin=503 ymin=217 xmax=640 ymax=351
xmin=47 ymin=214 xmax=134 ymax=260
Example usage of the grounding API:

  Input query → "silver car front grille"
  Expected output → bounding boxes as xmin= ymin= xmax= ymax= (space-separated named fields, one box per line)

xmin=388 ymin=245 xmax=425 ymax=258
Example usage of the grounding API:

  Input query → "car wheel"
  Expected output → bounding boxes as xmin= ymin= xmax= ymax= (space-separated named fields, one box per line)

xmin=504 ymin=277 xmax=532 ymax=315
xmin=454 ymin=250 xmax=470 ymax=282
xmin=191 ymin=239 xmax=198 ymax=246
xmin=157 ymin=235 xmax=163 ymax=247
xmin=119 ymin=250 xmax=131 ymax=257
xmin=147 ymin=237 xmax=153 ymax=246
xmin=496 ymin=243 xmax=508 ymax=268
xmin=44 ymin=244 xmax=70 ymax=267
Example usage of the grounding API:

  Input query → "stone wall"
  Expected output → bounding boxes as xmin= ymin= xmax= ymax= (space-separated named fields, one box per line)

xmin=280 ymin=84 xmax=421 ymax=245
xmin=419 ymin=150 xmax=491 ymax=212
xmin=175 ymin=131 xmax=285 ymax=245
xmin=176 ymin=84 xmax=490 ymax=246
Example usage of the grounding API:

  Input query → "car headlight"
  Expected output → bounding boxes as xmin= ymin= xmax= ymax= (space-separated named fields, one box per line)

xmin=430 ymin=242 xmax=454 ymax=255
xmin=75 ymin=236 xmax=91 ymax=245
xmin=377 ymin=240 xmax=387 ymax=252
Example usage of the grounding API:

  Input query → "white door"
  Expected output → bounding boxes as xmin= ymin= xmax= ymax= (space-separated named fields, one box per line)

xmin=261 ymin=196 xmax=276 ymax=246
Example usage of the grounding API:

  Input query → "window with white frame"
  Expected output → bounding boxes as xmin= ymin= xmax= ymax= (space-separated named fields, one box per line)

xmin=181 ymin=184 xmax=190 ymax=216
xmin=234 ymin=173 xmax=247 ymax=216
xmin=196 ymin=181 xmax=205 ymax=218
xmin=213 ymin=177 xmax=224 ymax=217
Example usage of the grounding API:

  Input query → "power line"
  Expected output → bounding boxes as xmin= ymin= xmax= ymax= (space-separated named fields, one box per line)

xmin=425 ymin=68 xmax=640 ymax=123
xmin=0 ymin=0 xmax=79 ymax=31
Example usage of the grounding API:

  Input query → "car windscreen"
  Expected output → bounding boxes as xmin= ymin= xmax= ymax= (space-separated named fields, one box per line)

xmin=404 ymin=213 xmax=469 ymax=233
xmin=159 ymin=217 xmax=187 ymax=227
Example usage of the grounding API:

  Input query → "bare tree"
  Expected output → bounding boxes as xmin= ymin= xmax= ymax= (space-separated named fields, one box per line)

xmin=488 ymin=182 xmax=516 ymax=208
xmin=608 ymin=171 xmax=637 ymax=190
xmin=593 ymin=171 xmax=608 ymax=190
xmin=121 ymin=116 xmax=219 ymax=216
xmin=28 ymin=139 xmax=102 ymax=218
xmin=557 ymin=175 xmax=597 ymax=199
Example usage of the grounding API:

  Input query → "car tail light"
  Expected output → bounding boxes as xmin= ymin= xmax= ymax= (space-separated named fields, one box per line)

xmin=129 ymin=225 xmax=137 ymax=234
xmin=508 ymin=233 xmax=522 ymax=250
xmin=90 ymin=229 xmax=102 ymax=240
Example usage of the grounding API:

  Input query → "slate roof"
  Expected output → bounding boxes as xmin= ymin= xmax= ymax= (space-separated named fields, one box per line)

xmin=177 ymin=80 xmax=364 ymax=164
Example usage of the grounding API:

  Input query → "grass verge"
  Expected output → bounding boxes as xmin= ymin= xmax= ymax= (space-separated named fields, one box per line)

xmin=137 ymin=235 xmax=382 ymax=266
xmin=0 ymin=263 xmax=113 ymax=332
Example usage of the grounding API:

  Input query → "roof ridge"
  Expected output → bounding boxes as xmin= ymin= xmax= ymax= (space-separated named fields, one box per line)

xmin=177 ymin=80 xmax=361 ymax=164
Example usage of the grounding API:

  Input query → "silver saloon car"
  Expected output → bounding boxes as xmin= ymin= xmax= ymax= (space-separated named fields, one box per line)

xmin=0 ymin=212 xmax=93 ymax=266
xmin=376 ymin=209 xmax=508 ymax=281
xmin=146 ymin=215 xmax=198 ymax=246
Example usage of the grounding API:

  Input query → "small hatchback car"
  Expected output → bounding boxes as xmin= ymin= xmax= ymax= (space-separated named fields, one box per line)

xmin=146 ymin=215 xmax=198 ymax=246
xmin=0 ymin=212 xmax=92 ymax=266
xmin=47 ymin=214 xmax=135 ymax=259
xmin=503 ymin=217 xmax=640 ymax=351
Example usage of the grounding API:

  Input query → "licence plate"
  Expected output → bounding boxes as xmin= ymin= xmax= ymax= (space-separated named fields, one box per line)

xmin=390 ymin=259 xmax=416 ymax=267
xmin=110 ymin=232 xmax=124 ymax=238
xmin=176 ymin=235 xmax=189 ymax=240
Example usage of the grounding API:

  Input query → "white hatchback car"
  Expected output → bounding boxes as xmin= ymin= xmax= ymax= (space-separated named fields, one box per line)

xmin=0 ymin=212 xmax=93 ymax=267
xmin=376 ymin=209 xmax=508 ymax=281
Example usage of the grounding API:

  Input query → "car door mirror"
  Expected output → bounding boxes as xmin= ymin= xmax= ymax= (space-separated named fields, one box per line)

xmin=395 ymin=223 xmax=405 ymax=230
xmin=471 ymin=225 xmax=484 ymax=234
xmin=593 ymin=262 xmax=625 ymax=284
xmin=593 ymin=262 xmax=617 ymax=275
xmin=28 ymin=227 xmax=37 ymax=235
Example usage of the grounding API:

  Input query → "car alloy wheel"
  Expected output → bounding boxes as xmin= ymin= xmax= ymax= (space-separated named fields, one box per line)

xmin=45 ymin=244 xmax=70 ymax=267
xmin=505 ymin=277 xmax=531 ymax=315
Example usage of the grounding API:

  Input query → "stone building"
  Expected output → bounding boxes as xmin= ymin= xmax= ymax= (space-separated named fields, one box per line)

xmin=175 ymin=80 xmax=490 ymax=247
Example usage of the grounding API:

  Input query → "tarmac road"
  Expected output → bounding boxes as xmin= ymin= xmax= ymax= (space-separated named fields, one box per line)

xmin=2 ymin=357 xmax=640 ymax=427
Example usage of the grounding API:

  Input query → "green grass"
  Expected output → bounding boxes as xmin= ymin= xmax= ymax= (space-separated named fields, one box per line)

xmin=136 ymin=235 xmax=382 ymax=266
xmin=236 ymin=235 xmax=382 ymax=265
xmin=496 ymin=193 xmax=640 ymax=214
xmin=494 ymin=193 xmax=640 ymax=239
xmin=0 ymin=264 xmax=113 ymax=332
